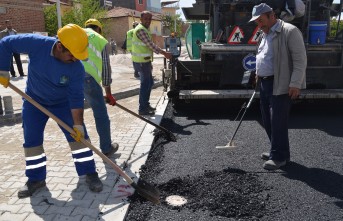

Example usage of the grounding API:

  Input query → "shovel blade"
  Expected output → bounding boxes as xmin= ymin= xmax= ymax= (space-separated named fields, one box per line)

xmin=131 ymin=179 xmax=160 ymax=204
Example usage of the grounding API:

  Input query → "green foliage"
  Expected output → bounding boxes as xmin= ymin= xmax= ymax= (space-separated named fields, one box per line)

xmin=43 ymin=0 xmax=107 ymax=36
xmin=330 ymin=18 xmax=343 ymax=37
xmin=161 ymin=14 xmax=183 ymax=36
xmin=43 ymin=4 xmax=58 ymax=36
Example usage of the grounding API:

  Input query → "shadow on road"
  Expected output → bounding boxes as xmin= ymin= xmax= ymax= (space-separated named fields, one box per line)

xmin=281 ymin=161 xmax=343 ymax=208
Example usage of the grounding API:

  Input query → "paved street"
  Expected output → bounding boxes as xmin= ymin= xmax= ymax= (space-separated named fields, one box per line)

xmin=126 ymin=99 xmax=343 ymax=221
xmin=0 ymin=53 xmax=169 ymax=220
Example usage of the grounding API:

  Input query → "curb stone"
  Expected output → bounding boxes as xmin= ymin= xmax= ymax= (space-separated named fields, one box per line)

xmin=0 ymin=81 xmax=163 ymax=125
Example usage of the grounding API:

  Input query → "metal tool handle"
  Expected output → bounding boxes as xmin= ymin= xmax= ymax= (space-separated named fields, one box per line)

xmin=115 ymin=102 xmax=174 ymax=137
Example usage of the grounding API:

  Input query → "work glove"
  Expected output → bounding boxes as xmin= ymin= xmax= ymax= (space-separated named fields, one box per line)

xmin=0 ymin=71 xmax=10 ymax=88
xmin=105 ymin=93 xmax=116 ymax=106
xmin=71 ymin=125 xmax=85 ymax=142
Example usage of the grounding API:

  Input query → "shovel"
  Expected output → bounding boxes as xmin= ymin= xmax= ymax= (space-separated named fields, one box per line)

xmin=8 ymin=82 xmax=160 ymax=204
xmin=105 ymin=97 xmax=176 ymax=142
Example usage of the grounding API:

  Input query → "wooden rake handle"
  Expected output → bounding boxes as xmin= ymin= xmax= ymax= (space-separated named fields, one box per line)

xmin=8 ymin=82 xmax=134 ymax=185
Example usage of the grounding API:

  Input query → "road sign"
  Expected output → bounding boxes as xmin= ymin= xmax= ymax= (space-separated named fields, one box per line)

xmin=242 ymin=53 xmax=256 ymax=71
xmin=248 ymin=27 xmax=261 ymax=44
xmin=227 ymin=26 xmax=244 ymax=44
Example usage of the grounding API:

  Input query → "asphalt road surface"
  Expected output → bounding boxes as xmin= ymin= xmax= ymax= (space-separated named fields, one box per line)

xmin=125 ymin=99 xmax=343 ymax=221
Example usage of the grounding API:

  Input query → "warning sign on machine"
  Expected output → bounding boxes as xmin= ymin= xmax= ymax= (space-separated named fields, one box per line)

xmin=227 ymin=26 xmax=244 ymax=44
xmin=248 ymin=27 xmax=261 ymax=44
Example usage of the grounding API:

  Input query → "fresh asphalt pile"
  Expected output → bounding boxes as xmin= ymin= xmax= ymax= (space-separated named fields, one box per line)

xmin=126 ymin=99 xmax=343 ymax=221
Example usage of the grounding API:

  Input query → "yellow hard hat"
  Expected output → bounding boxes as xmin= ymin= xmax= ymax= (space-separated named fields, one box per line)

xmin=57 ymin=24 xmax=88 ymax=60
xmin=85 ymin=18 xmax=103 ymax=30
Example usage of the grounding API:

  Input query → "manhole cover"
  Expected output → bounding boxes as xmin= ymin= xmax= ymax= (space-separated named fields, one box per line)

xmin=165 ymin=195 xmax=187 ymax=206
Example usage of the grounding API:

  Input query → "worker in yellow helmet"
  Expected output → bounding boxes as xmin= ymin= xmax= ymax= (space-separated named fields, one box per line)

xmin=82 ymin=18 xmax=119 ymax=158
xmin=0 ymin=24 xmax=103 ymax=198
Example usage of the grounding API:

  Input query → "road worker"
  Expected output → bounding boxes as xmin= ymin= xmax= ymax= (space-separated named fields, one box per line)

xmin=0 ymin=24 xmax=103 ymax=198
xmin=126 ymin=21 xmax=140 ymax=78
xmin=83 ymin=18 xmax=119 ymax=157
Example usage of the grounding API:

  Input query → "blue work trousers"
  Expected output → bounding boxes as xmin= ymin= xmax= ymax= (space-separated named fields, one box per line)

xmin=259 ymin=79 xmax=291 ymax=161
xmin=84 ymin=76 xmax=112 ymax=154
xmin=133 ymin=62 xmax=154 ymax=112
xmin=22 ymin=100 xmax=95 ymax=181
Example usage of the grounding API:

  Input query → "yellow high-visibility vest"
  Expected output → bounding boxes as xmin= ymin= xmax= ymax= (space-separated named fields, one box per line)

xmin=82 ymin=28 xmax=108 ymax=83
xmin=126 ymin=29 xmax=134 ymax=52
xmin=131 ymin=24 xmax=153 ymax=63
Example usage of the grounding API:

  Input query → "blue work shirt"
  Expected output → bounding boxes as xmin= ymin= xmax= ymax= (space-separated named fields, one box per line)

xmin=0 ymin=34 xmax=85 ymax=108
xmin=256 ymin=20 xmax=280 ymax=77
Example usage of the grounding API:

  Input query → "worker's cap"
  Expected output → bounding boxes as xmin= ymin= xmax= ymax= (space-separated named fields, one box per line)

xmin=249 ymin=3 xmax=273 ymax=22
xmin=132 ymin=21 xmax=139 ymax=26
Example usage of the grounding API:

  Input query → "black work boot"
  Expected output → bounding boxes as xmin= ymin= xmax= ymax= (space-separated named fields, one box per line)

xmin=139 ymin=109 xmax=155 ymax=116
xmin=148 ymin=105 xmax=156 ymax=111
xmin=18 ymin=180 xmax=46 ymax=199
xmin=103 ymin=142 xmax=119 ymax=157
xmin=86 ymin=172 xmax=103 ymax=192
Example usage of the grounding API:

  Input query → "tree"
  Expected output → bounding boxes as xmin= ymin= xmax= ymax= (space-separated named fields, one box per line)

xmin=161 ymin=14 xmax=183 ymax=36
xmin=43 ymin=0 xmax=106 ymax=36
xmin=43 ymin=4 xmax=58 ymax=36
xmin=330 ymin=18 xmax=343 ymax=38
xmin=62 ymin=0 xmax=106 ymax=28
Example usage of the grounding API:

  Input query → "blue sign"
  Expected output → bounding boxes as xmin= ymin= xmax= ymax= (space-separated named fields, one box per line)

xmin=242 ymin=54 xmax=256 ymax=71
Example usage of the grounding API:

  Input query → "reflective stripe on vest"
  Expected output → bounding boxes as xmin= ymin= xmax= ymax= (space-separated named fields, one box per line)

xmin=132 ymin=24 xmax=153 ymax=63
xmin=82 ymin=28 xmax=108 ymax=84
xmin=126 ymin=29 xmax=134 ymax=52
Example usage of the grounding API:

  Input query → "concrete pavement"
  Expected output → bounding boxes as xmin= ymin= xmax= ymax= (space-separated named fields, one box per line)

xmin=0 ymin=53 xmax=169 ymax=220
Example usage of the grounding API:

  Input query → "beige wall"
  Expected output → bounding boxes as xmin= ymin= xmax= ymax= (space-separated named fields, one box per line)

xmin=104 ymin=16 xmax=163 ymax=50
xmin=149 ymin=19 xmax=161 ymax=36
xmin=103 ymin=17 xmax=130 ymax=50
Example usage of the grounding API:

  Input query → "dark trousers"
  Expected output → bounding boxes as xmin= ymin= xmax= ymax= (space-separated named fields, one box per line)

xmin=259 ymin=79 xmax=291 ymax=161
xmin=10 ymin=53 xmax=24 ymax=76
xmin=133 ymin=61 xmax=140 ymax=77
xmin=134 ymin=62 xmax=154 ymax=111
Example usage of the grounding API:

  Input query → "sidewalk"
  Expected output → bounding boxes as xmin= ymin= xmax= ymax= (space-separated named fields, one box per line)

xmin=0 ymin=53 xmax=165 ymax=124
xmin=0 ymin=53 xmax=169 ymax=220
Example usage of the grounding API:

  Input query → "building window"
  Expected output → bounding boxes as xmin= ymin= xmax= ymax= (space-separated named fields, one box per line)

xmin=138 ymin=0 xmax=143 ymax=4
xmin=0 ymin=7 xmax=6 ymax=14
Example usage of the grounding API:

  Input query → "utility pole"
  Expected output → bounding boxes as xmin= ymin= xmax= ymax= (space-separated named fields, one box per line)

xmin=57 ymin=0 xmax=62 ymax=29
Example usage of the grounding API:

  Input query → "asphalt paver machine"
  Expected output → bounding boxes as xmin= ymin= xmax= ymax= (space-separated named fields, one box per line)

xmin=163 ymin=0 xmax=343 ymax=104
